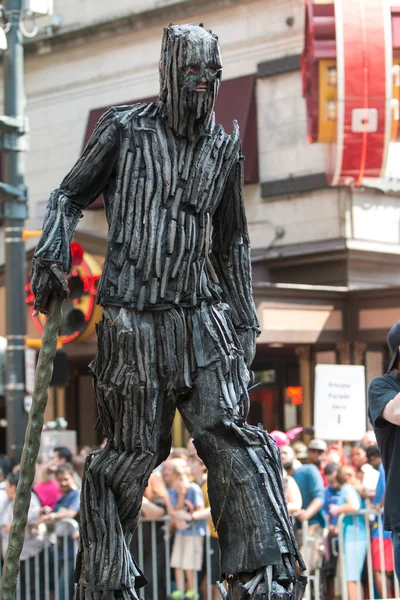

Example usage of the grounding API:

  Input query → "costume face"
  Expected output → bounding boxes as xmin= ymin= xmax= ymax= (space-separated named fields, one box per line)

xmin=158 ymin=23 xmax=222 ymax=139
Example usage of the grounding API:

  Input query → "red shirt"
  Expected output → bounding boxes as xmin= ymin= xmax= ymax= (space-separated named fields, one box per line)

xmin=34 ymin=479 xmax=62 ymax=509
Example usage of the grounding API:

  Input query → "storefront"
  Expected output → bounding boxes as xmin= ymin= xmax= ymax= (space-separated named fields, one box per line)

xmin=1 ymin=234 xmax=395 ymax=453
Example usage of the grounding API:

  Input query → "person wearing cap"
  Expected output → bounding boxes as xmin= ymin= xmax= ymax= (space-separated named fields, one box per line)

xmin=307 ymin=439 xmax=328 ymax=486
xmin=368 ymin=319 xmax=400 ymax=584
xmin=284 ymin=442 xmax=326 ymax=573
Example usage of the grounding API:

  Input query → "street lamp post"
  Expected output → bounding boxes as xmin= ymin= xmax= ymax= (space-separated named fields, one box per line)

xmin=0 ymin=0 xmax=53 ymax=459
xmin=2 ymin=0 xmax=29 ymax=459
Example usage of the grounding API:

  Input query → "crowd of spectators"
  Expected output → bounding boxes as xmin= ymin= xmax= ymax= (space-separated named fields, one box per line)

xmin=275 ymin=430 xmax=394 ymax=600
xmin=0 ymin=429 xmax=394 ymax=600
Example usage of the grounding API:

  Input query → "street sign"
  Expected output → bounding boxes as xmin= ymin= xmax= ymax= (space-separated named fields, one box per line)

xmin=0 ymin=337 xmax=6 ymax=397
xmin=23 ymin=0 xmax=53 ymax=15
xmin=24 ymin=347 xmax=36 ymax=395
xmin=314 ymin=364 xmax=366 ymax=441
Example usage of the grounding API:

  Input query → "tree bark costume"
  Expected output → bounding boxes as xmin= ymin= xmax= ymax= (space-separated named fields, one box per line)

xmin=32 ymin=24 xmax=306 ymax=600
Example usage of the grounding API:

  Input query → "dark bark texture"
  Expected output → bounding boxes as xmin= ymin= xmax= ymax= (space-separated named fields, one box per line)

xmin=31 ymin=24 xmax=306 ymax=600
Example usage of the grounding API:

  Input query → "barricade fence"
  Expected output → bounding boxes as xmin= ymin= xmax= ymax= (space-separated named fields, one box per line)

xmin=0 ymin=516 xmax=217 ymax=600
xmin=0 ymin=509 xmax=397 ymax=600
xmin=337 ymin=508 xmax=400 ymax=600
xmin=301 ymin=508 xmax=399 ymax=600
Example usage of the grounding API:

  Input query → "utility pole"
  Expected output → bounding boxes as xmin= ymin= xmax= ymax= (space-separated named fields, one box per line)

xmin=1 ymin=0 xmax=28 ymax=459
xmin=0 ymin=0 xmax=53 ymax=458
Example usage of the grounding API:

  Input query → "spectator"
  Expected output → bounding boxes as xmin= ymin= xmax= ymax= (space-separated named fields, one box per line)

xmin=323 ymin=463 xmax=341 ymax=520
xmin=330 ymin=466 xmax=368 ymax=600
xmin=186 ymin=438 xmax=197 ymax=459
xmin=78 ymin=445 xmax=93 ymax=458
xmin=351 ymin=445 xmax=379 ymax=498
xmin=307 ymin=439 xmax=328 ymax=485
xmin=279 ymin=446 xmax=302 ymax=515
xmin=322 ymin=463 xmax=341 ymax=600
xmin=169 ymin=463 xmax=206 ymax=600
xmin=37 ymin=464 xmax=80 ymax=599
xmin=34 ymin=462 xmax=62 ymax=510
xmin=371 ymin=464 xmax=395 ymax=598
xmin=366 ymin=444 xmax=383 ymax=473
xmin=186 ymin=453 xmax=221 ymax=600
xmin=284 ymin=473 xmax=302 ymax=517
xmin=270 ymin=430 xmax=290 ymax=447
xmin=133 ymin=471 xmax=169 ymax=600
xmin=162 ymin=458 xmax=188 ymax=490
xmin=361 ymin=430 xmax=377 ymax=447
xmin=0 ymin=456 xmax=11 ymax=489
xmin=170 ymin=447 xmax=189 ymax=461
xmin=368 ymin=322 xmax=400 ymax=585
xmin=72 ymin=454 xmax=86 ymax=479
xmin=0 ymin=473 xmax=45 ymax=599
xmin=325 ymin=445 xmax=343 ymax=466
xmin=292 ymin=442 xmax=308 ymax=467
xmin=52 ymin=446 xmax=82 ymax=488
xmin=284 ymin=444 xmax=325 ymax=572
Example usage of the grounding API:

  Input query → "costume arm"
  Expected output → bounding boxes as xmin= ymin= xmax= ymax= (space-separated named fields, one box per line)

xmin=210 ymin=152 xmax=260 ymax=365
xmin=32 ymin=108 xmax=121 ymax=313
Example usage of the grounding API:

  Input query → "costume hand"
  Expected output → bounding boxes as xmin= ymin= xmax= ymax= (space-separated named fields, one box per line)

xmin=31 ymin=258 xmax=69 ymax=316
xmin=238 ymin=328 xmax=257 ymax=367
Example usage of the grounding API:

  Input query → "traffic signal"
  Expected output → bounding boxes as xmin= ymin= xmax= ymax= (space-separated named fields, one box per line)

xmin=26 ymin=243 xmax=102 ymax=344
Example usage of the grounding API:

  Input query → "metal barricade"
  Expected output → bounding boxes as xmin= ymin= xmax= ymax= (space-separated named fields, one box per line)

xmin=0 ymin=517 xmax=79 ymax=600
xmin=301 ymin=520 xmax=323 ymax=600
xmin=136 ymin=516 xmax=216 ymax=600
xmin=337 ymin=507 xmax=399 ymax=600
xmin=0 ymin=515 xmax=219 ymax=600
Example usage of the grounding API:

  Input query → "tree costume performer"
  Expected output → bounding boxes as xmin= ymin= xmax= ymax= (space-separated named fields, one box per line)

xmin=31 ymin=24 xmax=306 ymax=600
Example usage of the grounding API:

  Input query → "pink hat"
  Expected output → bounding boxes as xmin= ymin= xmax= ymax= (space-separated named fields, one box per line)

xmin=270 ymin=430 xmax=289 ymax=447
xmin=286 ymin=427 xmax=303 ymax=441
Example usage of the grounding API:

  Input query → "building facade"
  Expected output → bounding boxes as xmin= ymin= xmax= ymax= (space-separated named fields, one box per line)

xmin=0 ymin=0 xmax=399 ymax=449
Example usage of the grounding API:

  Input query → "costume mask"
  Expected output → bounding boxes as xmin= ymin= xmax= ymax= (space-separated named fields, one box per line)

xmin=158 ymin=23 xmax=222 ymax=140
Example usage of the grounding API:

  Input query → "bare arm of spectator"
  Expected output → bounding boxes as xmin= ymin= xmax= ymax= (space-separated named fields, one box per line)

xmin=174 ymin=506 xmax=211 ymax=522
xmin=37 ymin=508 xmax=78 ymax=525
xmin=297 ymin=498 xmax=323 ymax=522
xmin=286 ymin=476 xmax=302 ymax=515
xmin=5 ymin=494 xmax=41 ymax=533
xmin=331 ymin=486 xmax=360 ymax=515
xmin=141 ymin=497 xmax=166 ymax=520
xmin=296 ymin=467 xmax=324 ymax=522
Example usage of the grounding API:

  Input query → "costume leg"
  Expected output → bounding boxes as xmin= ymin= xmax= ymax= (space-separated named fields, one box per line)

xmin=74 ymin=309 xmax=176 ymax=600
xmin=178 ymin=304 xmax=306 ymax=599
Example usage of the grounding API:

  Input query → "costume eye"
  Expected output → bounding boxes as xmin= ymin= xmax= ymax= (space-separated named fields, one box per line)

xmin=183 ymin=64 xmax=200 ymax=74
xmin=205 ymin=64 xmax=219 ymax=74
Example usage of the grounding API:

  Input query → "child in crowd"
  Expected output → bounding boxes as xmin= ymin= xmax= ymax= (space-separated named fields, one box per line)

xmin=169 ymin=463 xmax=206 ymax=600
xmin=329 ymin=466 xmax=368 ymax=600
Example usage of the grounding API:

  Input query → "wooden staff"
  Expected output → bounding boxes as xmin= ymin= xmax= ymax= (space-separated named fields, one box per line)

xmin=0 ymin=297 xmax=63 ymax=600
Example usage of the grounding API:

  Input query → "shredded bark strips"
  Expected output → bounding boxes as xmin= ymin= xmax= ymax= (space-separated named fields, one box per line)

xmin=31 ymin=23 xmax=306 ymax=600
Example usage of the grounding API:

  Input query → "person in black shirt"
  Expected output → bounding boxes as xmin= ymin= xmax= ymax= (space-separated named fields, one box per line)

xmin=368 ymin=319 xmax=400 ymax=583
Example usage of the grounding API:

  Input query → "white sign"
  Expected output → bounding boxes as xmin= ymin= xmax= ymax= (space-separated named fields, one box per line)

xmin=25 ymin=348 xmax=36 ymax=395
xmin=24 ymin=395 xmax=33 ymax=413
xmin=314 ymin=364 xmax=366 ymax=441
xmin=23 ymin=0 xmax=53 ymax=15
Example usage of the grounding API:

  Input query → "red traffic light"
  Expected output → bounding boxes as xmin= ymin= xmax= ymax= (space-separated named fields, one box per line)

xmin=70 ymin=242 xmax=84 ymax=266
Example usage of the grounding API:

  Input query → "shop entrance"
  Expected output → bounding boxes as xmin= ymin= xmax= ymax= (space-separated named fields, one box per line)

xmin=251 ymin=346 xmax=301 ymax=433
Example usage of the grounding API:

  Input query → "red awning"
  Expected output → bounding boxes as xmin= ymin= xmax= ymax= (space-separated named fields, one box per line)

xmin=83 ymin=74 xmax=258 ymax=209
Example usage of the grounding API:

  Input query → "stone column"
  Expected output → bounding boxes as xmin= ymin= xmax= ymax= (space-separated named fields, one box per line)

xmin=295 ymin=345 xmax=311 ymax=439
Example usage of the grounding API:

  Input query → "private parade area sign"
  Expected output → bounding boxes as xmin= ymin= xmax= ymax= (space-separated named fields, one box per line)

xmin=314 ymin=364 xmax=366 ymax=441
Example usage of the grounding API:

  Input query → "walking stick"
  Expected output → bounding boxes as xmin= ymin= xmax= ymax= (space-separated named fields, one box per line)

xmin=0 ymin=296 xmax=63 ymax=600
